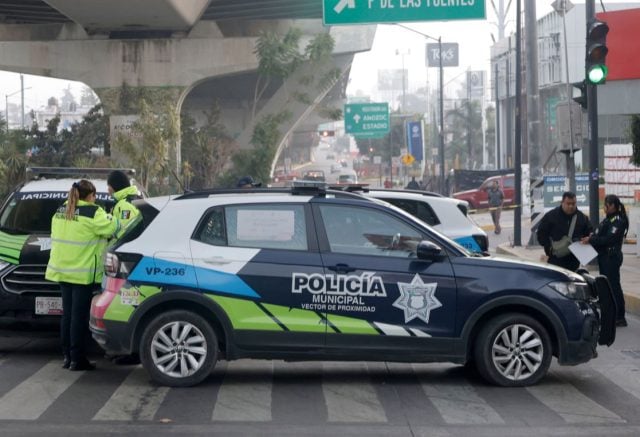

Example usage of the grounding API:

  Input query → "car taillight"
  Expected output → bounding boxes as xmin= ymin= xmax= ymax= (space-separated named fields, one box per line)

xmin=104 ymin=252 xmax=141 ymax=279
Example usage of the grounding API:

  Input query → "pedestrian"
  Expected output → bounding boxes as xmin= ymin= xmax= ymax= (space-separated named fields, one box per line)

xmin=536 ymin=191 xmax=593 ymax=272
xmin=107 ymin=170 xmax=142 ymax=239
xmin=107 ymin=170 xmax=142 ymax=365
xmin=236 ymin=175 xmax=262 ymax=188
xmin=406 ymin=176 xmax=420 ymax=190
xmin=580 ymin=194 xmax=629 ymax=327
xmin=487 ymin=180 xmax=504 ymax=234
xmin=46 ymin=180 xmax=119 ymax=371
xmin=384 ymin=178 xmax=392 ymax=189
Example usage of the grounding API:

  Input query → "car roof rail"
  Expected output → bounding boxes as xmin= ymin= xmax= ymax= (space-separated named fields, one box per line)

xmin=173 ymin=183 xmax=367 ymax=201
xmin=368 ymin=187 xmax=444 ymax=198
xmin=26 ymin=167 xmax=136 ymax=180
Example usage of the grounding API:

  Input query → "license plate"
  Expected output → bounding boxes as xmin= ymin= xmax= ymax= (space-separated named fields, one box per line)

xmin=35 ymin=297 xmax=63 ymax=315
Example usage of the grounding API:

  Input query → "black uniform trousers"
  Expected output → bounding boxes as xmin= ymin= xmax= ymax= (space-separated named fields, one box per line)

xmin=60 ymin=282 xmax=94 ymax=362
xmin=598 ymin=251 xmax=625 ymax=320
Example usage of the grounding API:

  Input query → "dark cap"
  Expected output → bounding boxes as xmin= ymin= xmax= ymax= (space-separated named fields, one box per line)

xmin=107 ymin=170 xmax=131 ymax=192
xmin=236 ymin=176 xmax=262 ymax=188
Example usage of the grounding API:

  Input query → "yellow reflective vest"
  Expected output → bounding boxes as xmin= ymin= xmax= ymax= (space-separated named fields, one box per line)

xmin=45 ymin=200 xmax=119 ymax=285
xmin=112 ymin=185 xmax=141 ymax=239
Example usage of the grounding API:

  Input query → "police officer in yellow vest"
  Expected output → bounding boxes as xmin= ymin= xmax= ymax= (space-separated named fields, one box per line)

xmin=107 ymin=170 xmax=141 ymax=238
xmin=46 ymin=180 xmax=119 ymax=371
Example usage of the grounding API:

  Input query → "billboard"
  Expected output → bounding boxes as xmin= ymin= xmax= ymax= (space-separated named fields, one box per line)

xmin=377 ymin=69 xmax=406 ymax=91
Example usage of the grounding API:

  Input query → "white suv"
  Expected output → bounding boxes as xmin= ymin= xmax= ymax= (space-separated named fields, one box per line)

xmin=360 ymin=189 xmax=488 ymax=253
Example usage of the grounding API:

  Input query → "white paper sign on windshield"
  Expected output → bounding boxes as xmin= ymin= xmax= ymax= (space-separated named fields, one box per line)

xmin=237 ymin=210 xmax=295 ymax=241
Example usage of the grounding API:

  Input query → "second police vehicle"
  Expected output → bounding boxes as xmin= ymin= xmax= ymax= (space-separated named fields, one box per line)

xmin=90 ymin=184 xmax=616 ymax=387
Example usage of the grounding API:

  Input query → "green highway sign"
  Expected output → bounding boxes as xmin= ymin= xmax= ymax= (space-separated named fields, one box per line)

xmin=323 ymin=0 xmax=486 ymax=25
xmin=344 ymin=102 xmax=389 ymax=136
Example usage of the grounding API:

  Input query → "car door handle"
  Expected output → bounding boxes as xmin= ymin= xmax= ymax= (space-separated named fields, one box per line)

xmin=203 ymin=256 xmax=232 ymax=265
xmin=327 ymin=264 xmax=356 ymax=273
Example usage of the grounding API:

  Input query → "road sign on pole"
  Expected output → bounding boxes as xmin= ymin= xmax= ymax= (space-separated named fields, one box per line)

xmin=344 ymin=102 xmax=389 ymax=137
xmin=323 ymin=0 xmax=486 ymax=25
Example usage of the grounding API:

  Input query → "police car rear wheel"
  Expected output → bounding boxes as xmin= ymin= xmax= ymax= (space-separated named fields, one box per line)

xmin=474 ymin=313 xmax=552 ymax=387
xmin=140 ymin=310 xmax=218 ymax=387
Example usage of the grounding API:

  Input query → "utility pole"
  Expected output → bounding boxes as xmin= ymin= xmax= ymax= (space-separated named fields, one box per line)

xmin=514 ymin=0 xmax=523 ymax=246
xmin=20 ymin=74 xmax=25 ymax=129
xmin=495 ymin=62 xmax=501 ymax=169
xmin=525 ymin=0 xmax=541 ymax=178
xmin=586 ymin=0 xmax=600 ymax=228
xmin=467 ymin=69 xmax=472 ymax=167
xmin=506 ymin=38 xmax=512 ymax=167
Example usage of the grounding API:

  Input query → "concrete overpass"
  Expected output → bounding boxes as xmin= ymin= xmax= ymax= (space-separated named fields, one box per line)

xmin=0 ymin=0 xmax=375 ymax=168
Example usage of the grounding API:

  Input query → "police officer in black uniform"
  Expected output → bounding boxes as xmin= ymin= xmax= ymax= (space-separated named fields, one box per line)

xmin=581 ymin=194 xmax=629 ymax=327
xmin=537 ymin=191 xmax=593 ymax=271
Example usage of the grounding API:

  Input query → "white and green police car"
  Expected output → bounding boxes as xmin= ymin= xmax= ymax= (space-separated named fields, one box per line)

xmin=90 ymin=185 xmax=616 ymax=387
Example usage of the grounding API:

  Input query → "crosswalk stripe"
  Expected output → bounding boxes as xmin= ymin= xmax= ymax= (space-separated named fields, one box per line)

xmin=0 ymin=360 xmax=83 ymax=420
xmin=526 ymin=374 xmax=625 ymax=424
xmin=212 ymin=360 xmax=272 ymax=422
xmin=591 ymin=363 xmax=640 ymax=403
xmin=93 ymin=367 xmax=169 ymax=421
xmin=415 ymin=364 xmax=505 ymax=425
xmin=322 ymin=362 xmax=387 ymax=423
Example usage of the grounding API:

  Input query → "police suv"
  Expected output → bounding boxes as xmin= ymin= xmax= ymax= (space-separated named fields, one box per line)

xmin=90 ymin=185 xmax=616 ymax=388
xmin=0 ymin=167 xmax=134 ymax=325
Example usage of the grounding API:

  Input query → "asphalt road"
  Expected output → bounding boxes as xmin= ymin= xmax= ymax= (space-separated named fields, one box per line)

xmin=1 ymin=318 xmax=640 ymax=437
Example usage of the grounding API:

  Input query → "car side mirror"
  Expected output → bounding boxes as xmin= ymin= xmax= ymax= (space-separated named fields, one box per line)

xmin=417 ymin=241 xmax=442 ymax=260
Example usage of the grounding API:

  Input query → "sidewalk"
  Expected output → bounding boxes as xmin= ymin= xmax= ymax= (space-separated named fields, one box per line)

xmin=496 ymin=243 xmax=640 ymax=317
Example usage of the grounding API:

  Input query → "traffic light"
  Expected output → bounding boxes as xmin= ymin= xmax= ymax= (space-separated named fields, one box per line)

xmin=585 ymin=18 xmax=609 ymax=85
xmin=572 ymin=80 xmax=587 ymax=109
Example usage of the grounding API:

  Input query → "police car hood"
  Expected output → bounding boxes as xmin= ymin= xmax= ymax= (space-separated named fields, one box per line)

xmin=0 ymin=228 xmax=52 ymax=266
xmin=454 ymin=253 xmax=583 ymax=283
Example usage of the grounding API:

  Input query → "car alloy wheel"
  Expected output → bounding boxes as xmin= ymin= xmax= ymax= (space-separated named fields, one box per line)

xmin=150 ymin=320 xmax=207 ymax=378
xmin=474 ymin=313 xmax=552 ymax=387
xmin=491 ymin=323 xmax=543 ymax=381
xmin=141 ymin=310 xmax=218 ymax=387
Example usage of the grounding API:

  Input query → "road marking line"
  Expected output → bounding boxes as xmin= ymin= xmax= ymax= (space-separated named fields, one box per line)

xmin=415 ymin=365 xmax=504 ymax=425
xmin=0 ymin=360 xmax=83 ymax=420
xmin=93 ymin=367 xmax=169 ymax=421
xmin=212 ymin=360 xmax=272 ymax=422
xmin=526 ymin=376 xmax=624 ymax=424
xmin=322 ymin=362 xmax=387 ymax=423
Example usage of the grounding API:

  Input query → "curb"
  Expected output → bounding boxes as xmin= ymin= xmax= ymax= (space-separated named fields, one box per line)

xmin=496 ymin=244 xmax=640 ymax=317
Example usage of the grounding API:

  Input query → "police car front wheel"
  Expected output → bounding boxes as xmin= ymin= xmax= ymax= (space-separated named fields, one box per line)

xmin=474 ymin=313 xmax=552 ymax=387
xmin=140 ymin=310 xmax=218 ymax=387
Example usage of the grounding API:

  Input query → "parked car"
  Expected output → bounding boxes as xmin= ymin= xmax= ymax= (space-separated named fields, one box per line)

xmin=337 ymin=173 xmax=358 ymax=184
xmin=91 ymin=184 xmax=614 ymax=388
xmin=0 ymin=167 xmax=138 ymax=326
xmin=330 ymin=163 xmax=342 ymax=174
xmin=272 ymin=169 xmax=299 ymax=183
xmin=453 ymin=174 xmax=515 ymax=210
xmin=361 ymin=189 xmax=488 ymax=253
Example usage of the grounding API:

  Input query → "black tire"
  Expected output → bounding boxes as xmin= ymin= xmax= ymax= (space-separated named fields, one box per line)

xmin=140 ymin=310 xmax=218 ymax=387
xmin=473 ymin=313 xmax=552 ymax=387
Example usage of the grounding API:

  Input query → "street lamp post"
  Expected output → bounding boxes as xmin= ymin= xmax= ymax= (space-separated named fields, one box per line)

xmin=396 ymin=25 xmax=446 ymax=194
xmin=5 ymin=84 xmax=32 ymax=133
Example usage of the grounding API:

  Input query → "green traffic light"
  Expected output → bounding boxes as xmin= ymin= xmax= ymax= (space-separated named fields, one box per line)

xmin=587 ymin=64 xmax=608 ymax=85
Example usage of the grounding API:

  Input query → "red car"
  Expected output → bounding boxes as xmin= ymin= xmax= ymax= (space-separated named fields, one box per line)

xmin=272 ymin=169 xmax=299 ymax=183
xmin=453 ymin=174 xmax=515 ymax=210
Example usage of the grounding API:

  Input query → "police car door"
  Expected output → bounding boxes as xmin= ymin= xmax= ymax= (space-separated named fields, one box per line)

xmin=312 ymin=200 xmax=457 ymax=354
xmin=189 ymin=202 xmax=327 ymax=352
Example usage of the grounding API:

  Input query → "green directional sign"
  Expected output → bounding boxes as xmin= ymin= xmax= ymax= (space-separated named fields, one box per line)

xmin=344 ymin=102 xmax=389 ymax=137
xmin=323 ymin=0 xmax=486 ymax=25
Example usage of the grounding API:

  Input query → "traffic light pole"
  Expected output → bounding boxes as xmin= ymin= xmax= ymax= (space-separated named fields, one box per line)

xmin=586 ymin=0 xmax=600 ymax=228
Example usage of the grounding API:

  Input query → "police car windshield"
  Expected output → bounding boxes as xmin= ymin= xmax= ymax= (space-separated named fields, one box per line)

xmin=366 ymin=197 xmax=472 ymax=256
xmin=0 ymin=192 xmax=114 ymax=234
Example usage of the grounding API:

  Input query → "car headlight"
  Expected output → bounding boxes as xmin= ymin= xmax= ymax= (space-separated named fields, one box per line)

xmin=549 ymin=281 xmax=591 ymax=300
xmin=0 ymin=260 xmax=10 ymax=271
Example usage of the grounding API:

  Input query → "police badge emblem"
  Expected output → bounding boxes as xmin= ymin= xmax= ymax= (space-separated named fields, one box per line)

xmin=393 ymin=274 xmax=442 ymax=324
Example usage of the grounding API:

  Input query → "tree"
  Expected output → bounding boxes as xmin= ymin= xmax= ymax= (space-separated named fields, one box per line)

xmin=446 ymin=100 xmax=483 ymax=169
xmin=65 ymin=104 xmax=110 ymax=161
xmin=112 ymin=99 xmax=179 ymax=195
xmin=231 ymin=29 xmax=339 ymax=184
xmin=80 ymin=86 xmax=99 ymax=107
xmin=181 ymin=102 xmax=235 ymax=189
